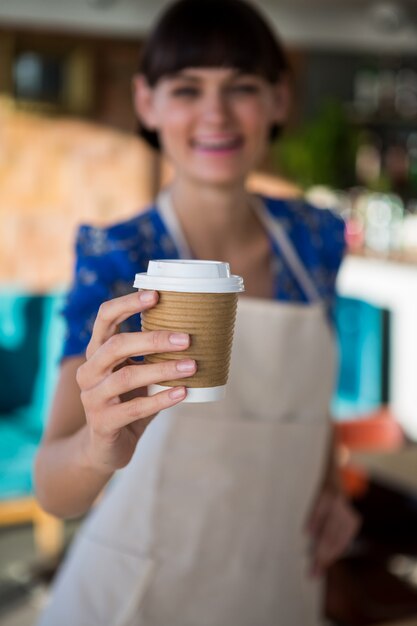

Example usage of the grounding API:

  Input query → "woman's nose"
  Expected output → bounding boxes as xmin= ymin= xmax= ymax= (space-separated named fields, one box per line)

xmin=200 ymin=92 xmax=230 ymax=123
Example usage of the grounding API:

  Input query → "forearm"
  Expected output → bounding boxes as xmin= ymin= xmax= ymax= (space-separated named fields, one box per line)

xmin=34 ymin=425 xmax=114 ymax=519
xmin=322 ymin=423 xmax=341 ymax=491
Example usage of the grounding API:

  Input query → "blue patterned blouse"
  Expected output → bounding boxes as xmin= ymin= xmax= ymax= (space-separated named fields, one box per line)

xmin=61 ymin=195 xmax=345 ymax=359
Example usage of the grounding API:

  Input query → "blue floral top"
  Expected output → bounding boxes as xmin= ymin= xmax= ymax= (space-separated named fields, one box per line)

xmin=62 ymin=195 xmax=345 ymax=359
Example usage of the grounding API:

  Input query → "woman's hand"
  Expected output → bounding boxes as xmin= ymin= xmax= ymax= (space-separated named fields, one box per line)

xmin=306 ymin=487 xmax=361 ymax=578
xmin=76 ymin=289 xmax=196 ymax=475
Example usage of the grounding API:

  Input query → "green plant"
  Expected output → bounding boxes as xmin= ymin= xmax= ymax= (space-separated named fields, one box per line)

xmin=272 ymin=99 xmax=360 ymax=190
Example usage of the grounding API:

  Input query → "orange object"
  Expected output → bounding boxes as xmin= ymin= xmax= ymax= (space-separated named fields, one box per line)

xmin=335 ymin=406 xmax=404 ymax=498
xmin=339 ymin=465 xmax=369 ymax=499
xmin=335 ymin=407 xmax=404 ymax=452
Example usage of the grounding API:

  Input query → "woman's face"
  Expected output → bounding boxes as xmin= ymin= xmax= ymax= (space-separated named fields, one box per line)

xmin=134 ymin=68 xmax=288 ymax=187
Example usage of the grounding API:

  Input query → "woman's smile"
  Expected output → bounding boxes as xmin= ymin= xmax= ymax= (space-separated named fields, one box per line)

xmin=190 ymin=134 xmax=244 ymax=154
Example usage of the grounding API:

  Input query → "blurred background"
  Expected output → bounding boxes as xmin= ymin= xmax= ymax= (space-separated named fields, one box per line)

xmin=1 ymin=1 xmax=417 ymax=624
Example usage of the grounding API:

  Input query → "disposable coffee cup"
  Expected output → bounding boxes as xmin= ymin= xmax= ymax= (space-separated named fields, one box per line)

xmin=133 ymin=260 xmax=244 ymax=402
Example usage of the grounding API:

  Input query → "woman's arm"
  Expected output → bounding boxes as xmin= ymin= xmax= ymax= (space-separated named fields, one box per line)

xmin=34 ymin=290 xmax=196 ymax=519
xmin=34 ymin=356 xmax=115 ymax=519
xmin=321 ymin=425 xmax=342 ymax=491
xmin=305 ymin=426 xmax=361 ymax=577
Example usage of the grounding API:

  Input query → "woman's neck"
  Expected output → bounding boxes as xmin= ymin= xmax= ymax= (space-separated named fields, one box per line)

xmin=169 ymin=178 xmax=258 ymax=260
xmin=167 ymin=176 xmax=274 ymax=298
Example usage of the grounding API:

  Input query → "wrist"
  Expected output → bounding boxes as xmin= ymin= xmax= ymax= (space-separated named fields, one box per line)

xmin=78 ymin=426 xmax=115 ymax=479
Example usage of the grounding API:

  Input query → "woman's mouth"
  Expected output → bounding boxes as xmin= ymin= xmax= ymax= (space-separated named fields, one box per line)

xmin=191 ymin=136 xmax=244 ymax=153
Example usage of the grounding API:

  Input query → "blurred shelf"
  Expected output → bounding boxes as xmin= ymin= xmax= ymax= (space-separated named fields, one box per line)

xmin=345 ymin=105 xmax=417 ymax=130
xmin=348 ymin=113 xmax=417 ymax=129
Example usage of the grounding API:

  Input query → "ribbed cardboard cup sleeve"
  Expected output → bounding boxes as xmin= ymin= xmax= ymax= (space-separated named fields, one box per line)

xmin=141 ymin=291 xmax=238 ymax=388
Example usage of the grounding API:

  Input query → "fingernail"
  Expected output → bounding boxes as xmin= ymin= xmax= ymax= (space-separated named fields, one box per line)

xmin=169 ymin=386 xmax=186 ymax=399
xmin=169 ymin=332 xmax=189 ymax=346
xmin=140 ymin=290 xmax=156 ymax=302
xmin=176 ymin=359 xmax=195 ymax=372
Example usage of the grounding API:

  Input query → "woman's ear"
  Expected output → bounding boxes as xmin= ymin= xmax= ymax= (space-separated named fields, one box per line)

xmin=132 ymin=74 xmax=158 ymax=130
xmin=271 ymin=78 xmax=291 ymax=126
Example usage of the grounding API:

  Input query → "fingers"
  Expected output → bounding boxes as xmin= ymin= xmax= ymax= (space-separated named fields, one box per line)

xmin=83 ymin=359 xmax=197 ymax=408
xmin=86 ymin=385 xmax=188 ymax=437
xmin=79 ymin=329 xmax=190 ymax=389
xmin=309 ymin=494 xmax=361 ymax=577
xmin=86 ymin=290 xmax=158 ymax=359
xmin=311 ymin=512 xmax=343 ymax=577
xmin=306 ymin=490 xmax=332 ymax=537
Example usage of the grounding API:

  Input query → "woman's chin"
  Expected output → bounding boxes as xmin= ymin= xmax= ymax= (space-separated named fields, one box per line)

xmin=194 ymin=176 xmax=246 ymax=189
xmin=187 ymin=166 xmax=250 ymax=188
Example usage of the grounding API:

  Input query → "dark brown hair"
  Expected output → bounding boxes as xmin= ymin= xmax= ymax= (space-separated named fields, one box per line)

xmin=137 ymin=0 xmax=290 ymax=150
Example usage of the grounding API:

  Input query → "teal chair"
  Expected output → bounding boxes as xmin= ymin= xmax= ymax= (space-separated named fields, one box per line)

xmin=0 ymin=290 xmax=66 ymax=555
xmin=332 ymin=296 xmax=385 ymax=420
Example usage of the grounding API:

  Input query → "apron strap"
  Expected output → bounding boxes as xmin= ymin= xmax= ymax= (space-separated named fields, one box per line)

xmin=156 ymin=188 xmax=193 ymax=259
xmin=251 ymin=196 xmax=322 ymax=304
xmin=156 ymin=188 xmax=321 ymax=304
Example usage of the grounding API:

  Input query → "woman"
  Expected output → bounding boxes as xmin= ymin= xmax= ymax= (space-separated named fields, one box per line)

xmin=35 ymin=1 xmax=359 ymax=624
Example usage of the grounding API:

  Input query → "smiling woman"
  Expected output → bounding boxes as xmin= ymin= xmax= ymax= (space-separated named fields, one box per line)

xmin=134 ymin=67 xmax=286 ymax=188
xmin=35 ymin=2 xmax=359 ymax=625
xmin=135 ymin=0 xmax=289 ymax=151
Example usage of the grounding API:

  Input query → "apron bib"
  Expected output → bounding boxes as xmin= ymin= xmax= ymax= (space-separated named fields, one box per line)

xmin=38 ymin=193 xmax=336 ymax=626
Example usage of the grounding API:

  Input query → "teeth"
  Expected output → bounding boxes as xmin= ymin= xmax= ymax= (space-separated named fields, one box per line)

xmin=194 ymin=138 xmax=240 ymax=149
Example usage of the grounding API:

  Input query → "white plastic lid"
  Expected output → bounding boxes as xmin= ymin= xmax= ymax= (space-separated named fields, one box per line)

xmin=133 ymin=260 xmax=244 ymax=293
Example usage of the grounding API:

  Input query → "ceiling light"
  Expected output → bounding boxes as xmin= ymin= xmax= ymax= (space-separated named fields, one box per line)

xmin=369 ymin=1 xmax=407 ymax=33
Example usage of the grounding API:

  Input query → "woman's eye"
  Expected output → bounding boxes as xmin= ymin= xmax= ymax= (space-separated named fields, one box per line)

xmin=230 ymin=84 xmax=259 ymax=94
xmin=171 ymin=86 xmax=199 ymax=97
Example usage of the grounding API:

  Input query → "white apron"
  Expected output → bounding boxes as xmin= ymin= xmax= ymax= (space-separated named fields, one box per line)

xmin=38 ymin=194 xmax=336 ymax=626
